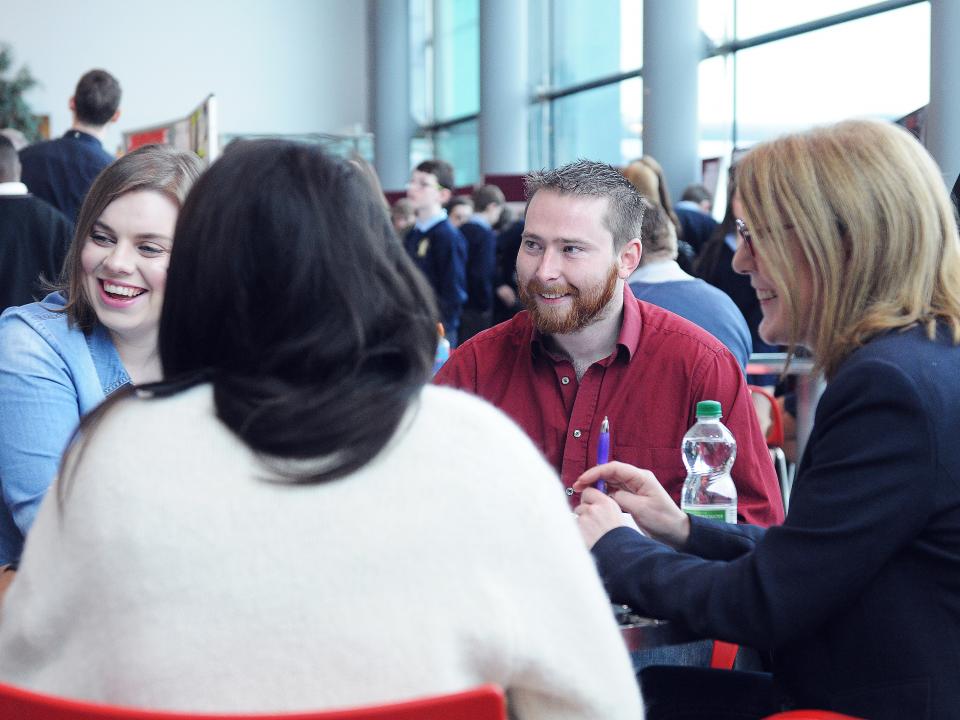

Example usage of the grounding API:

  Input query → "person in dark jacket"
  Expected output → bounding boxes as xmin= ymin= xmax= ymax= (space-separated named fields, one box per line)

xmin=574 ymin=119 xmax=960 ymax=720
xmin=19 ymin=69 xmax=121 ymax=221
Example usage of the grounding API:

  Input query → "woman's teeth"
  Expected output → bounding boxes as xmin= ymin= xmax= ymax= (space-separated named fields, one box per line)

xmin=103 ymin=282 xmax=145 ymax=298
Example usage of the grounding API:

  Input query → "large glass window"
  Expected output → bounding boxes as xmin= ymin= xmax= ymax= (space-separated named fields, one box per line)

xmin=433 ymin=119 xmax=479 ymax=187
xmin=410 ymin=0 xmax=931 ymax=186
xmin=552 ymin=77 xmax=642 ymax=167
xmin=434 ymin=0 xmax=479 ymax=119
xmin=734 ymin=3 xmax=930 ymax=146
xmin=549 ymin=0 xmax=641 ymax=88
xmin=734 ymin=0 xmax=879 ymax=39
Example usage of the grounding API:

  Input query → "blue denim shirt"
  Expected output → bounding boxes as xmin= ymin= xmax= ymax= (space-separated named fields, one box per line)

xmin=0 ymin=292 xmax=128 ymax=563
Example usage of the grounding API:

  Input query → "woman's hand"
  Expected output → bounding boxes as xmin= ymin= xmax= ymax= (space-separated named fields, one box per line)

xmin=574 ymin=461 xmax=691 ymax=549
xmin=574 ymin=488 xmax=636 ymax=549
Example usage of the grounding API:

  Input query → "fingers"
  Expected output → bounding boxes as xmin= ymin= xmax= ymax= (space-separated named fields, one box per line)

xmin=573 ymin=461 xmax=659 ymax=493
xmin=579 ymin=486 xmax=617 ymax=506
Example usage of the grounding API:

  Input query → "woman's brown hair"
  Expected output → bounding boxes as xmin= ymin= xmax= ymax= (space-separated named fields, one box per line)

xmin=57 ymin=144 xmax=203 ymax=331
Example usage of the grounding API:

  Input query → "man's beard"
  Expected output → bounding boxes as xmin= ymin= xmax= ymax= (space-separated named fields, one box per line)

xmin=519 ymin=264 xmax=620 ymax=335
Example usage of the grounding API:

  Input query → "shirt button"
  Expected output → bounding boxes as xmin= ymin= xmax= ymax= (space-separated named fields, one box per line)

xmin=561 ymin=376 xmax=570 ymax=385
xmin=573 ymin=429 xmax=582 ymax=438
xmin=566 ymin=487 xmax=574 ymax=496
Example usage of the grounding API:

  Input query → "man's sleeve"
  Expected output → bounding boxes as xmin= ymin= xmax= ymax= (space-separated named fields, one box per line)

xmin=433 ymin=341 xmax=477 ymax=392
xmin=695 ymin=347 xmax=785 ymax=527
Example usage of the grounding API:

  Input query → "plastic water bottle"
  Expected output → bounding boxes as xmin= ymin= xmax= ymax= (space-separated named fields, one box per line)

xmin=433 ymin=323 xmax=450 ymax=375
xmin=680 ymin=400 xmax=737 ymax=523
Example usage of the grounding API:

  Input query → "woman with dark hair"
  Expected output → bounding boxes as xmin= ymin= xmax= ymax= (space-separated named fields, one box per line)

xmin=0 ymin=145 xmax=201 ymax=571
xmin=0 ymin=141 xmax=642 ymax=718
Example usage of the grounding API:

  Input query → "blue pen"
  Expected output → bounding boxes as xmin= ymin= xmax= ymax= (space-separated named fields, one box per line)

xmin=597 ymin=416 xmax=610 ymax=493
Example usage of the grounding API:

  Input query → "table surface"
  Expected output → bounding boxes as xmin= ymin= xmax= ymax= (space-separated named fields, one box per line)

xmin=619 ymin=617 xmax=696 ymax=651
xmin=614 ymin=605 xmax=696 ymax=651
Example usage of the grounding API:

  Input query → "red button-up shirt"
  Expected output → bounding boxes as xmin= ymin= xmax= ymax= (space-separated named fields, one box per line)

xmin=435 ymin=286 xmax=784 ymax=527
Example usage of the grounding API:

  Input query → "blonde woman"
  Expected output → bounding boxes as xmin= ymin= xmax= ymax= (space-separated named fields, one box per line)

xmin=576 ymin=120 xmax=960 ymax=720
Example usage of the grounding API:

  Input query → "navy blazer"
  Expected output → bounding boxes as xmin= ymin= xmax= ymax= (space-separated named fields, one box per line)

xmin=593 ymin=324 xmax=960 ymax=719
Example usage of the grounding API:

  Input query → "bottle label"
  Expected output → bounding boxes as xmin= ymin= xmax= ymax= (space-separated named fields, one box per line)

xmin=684 ymin=507 xmax=737 ymax=524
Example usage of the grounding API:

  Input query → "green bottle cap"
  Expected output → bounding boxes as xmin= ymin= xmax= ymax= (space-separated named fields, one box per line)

xmin=695 ymin=400 xmax=722 ymax=418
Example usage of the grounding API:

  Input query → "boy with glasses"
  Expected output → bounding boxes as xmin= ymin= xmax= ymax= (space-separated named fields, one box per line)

xmin=404 ymin=160 xmax=467 ymax=346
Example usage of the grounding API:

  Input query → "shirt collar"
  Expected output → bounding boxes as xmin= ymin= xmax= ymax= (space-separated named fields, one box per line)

xmin=0 ymin=182 xmax=28 ymax=196
xmin=468 ymin=213 xmax=491 ymax=229
xmin=628 ymin=259 xmax=693 ymax=284
xmin=63 ymin=129 xmax=102 ymax=146
xmin=414 ymin=210 xmax=448 ymax=233
xmin=529 ymin=285 xmax=641 ymax=363
xmin=86 ymin=321 xmax=131 ymax=395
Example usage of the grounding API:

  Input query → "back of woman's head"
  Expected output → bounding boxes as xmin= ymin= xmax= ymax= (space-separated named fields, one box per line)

xmin=736 ymin=118 xmax=960 ymax=377
xmin=623 ymin=156 xmax=682 ymax=237
xmin=623 ymin=161 xmax=659 ymax=204
xmin=639 ymin=200 xmax=678 ymax=261
xmin=160 ymin=139 xmax=437 ymax=481
xmin=60 ymin=144 xmax=202 ymax=330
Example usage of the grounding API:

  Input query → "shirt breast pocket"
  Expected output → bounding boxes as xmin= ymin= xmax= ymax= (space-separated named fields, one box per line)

xmin=613 ymin=445 xmax=686 ymax=501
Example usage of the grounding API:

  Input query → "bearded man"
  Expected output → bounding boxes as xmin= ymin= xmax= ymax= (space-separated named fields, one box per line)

xmin=435 ymin=159 xmax=782 ymax=527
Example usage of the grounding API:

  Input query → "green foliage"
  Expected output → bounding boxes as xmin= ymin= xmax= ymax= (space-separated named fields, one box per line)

xmin=0 ymin=44 xmax=40 ymax=143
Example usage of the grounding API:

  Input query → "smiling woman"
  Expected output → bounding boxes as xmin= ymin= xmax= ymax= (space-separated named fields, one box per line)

xmin=0 ymin=145 xmax=202 ymax=570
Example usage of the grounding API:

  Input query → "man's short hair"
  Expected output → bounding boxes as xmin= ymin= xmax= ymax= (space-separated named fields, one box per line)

xmin=74 ymin=69 xmax=122 ymax=126
xmin=0 ymin=134 xmax=20 ymax=183
xmin=681 ymin=183 xmax=712 ymax=204
xmin=471 ymin=184 xmax=505 ymax=211
xmin=415 ymin=159 xmax=455 ymax=191
xmin=525 ymin=159 xmax=645 ymax=250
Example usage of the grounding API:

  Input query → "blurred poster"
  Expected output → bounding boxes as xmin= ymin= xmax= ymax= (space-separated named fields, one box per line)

xmin=121 ymin=95 xmax=219 ymax=165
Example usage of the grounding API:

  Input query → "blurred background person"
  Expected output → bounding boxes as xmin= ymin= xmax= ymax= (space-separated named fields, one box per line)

xmin=390 ymin=197 xmax=415 ymax=240
xmin=445 ymin=194 xmax=473 ymax=228
xmin=628 ymin=200 xmax=751 ymax=370
xmin=674 ymin=183 xmax=719 ymax=257
xmin=0 ymin=134 xmax=73 ymax=315
xmin=19 ymin=69 xmax=122 ymax=221
xmin=458 ymin=183 xmax=505 ymax=342
xmin=623 ymin=156 xmax=695 ymax=272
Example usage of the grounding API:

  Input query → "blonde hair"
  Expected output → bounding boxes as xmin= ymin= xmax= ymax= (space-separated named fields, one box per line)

xmin=623 ymin=156 xmax=682 ymax=237
xmin=736 ymin=119 xmax=960 ymax=378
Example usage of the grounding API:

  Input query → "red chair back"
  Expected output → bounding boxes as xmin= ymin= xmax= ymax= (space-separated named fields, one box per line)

xmin=0 ymin=682 xmax=506 ymax=720
xmin=763 ymin=711 xmax=864 ymax=719
xmin=748 ymin=384 xmax=784 ymax=447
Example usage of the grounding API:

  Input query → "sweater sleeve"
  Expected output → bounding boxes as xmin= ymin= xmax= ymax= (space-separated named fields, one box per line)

xmin=591 ymin=358 xmax=935 ymax=650
xmin=491 ymin=429 xmax=644 ymax=720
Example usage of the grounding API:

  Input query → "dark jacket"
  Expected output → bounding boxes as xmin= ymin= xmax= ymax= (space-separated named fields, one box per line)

xmin=593 ymin=324 xmax=960 ymax=719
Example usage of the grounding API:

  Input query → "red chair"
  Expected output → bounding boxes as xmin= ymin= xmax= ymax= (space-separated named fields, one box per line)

xmin=748 ymin=384 xmax=793 ymax=510
xmin=0 ymin=682 xmax=506 ymax=720
xmin=763 ymin=711 xmax=863 ymax=719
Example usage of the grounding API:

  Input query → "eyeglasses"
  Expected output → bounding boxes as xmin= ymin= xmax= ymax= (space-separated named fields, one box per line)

xmin=734 ymin=218 xmax=755 ymax=257
xmin=407 ymin=177 xmax=442 ymax=191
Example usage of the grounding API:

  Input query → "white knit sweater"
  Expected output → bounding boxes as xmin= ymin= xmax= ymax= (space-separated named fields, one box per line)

xmin=0 ymin=384 xmax=643 ymax=719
